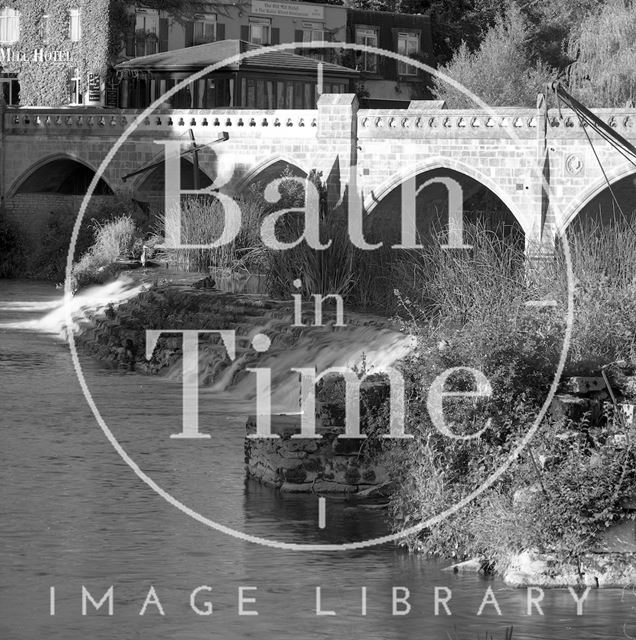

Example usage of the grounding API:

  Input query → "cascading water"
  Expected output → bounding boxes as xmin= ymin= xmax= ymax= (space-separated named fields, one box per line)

xmin=10 ymin=277 xmax=415 ymax=417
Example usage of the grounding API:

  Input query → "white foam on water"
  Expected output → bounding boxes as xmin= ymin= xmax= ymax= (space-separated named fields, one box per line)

xmin=0 ymin=278 xmax=143 ymax=335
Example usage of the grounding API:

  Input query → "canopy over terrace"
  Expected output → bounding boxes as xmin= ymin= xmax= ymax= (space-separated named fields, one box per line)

xmin=115 ymin=39 xmax=358 ymax=109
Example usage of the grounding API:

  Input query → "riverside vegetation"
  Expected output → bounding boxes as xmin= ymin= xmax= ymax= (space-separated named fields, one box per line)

xmin=2 ymin=173 xmax=635 ymax=585
xmin=386 ymin=221 xmax=636 ymax=580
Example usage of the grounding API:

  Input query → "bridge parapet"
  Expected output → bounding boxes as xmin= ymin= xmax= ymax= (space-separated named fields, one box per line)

xmin=358 ymin=107 xmax=541 ymax=140
xmin=546 ymin=108 xmax=636 ymax=138
xmin=357 ymin=107 xmax=636 ymax=141
xmin=5 ymin=105 xmax=635 ymax=141
xmin=4 ymin=108 xmax=319 ymax=138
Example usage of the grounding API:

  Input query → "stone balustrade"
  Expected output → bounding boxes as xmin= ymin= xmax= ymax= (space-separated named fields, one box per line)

xmin=8 ymin=104 xmax=634 ymax=139
xmin=4 ymin=107 xmax=319 ymax=136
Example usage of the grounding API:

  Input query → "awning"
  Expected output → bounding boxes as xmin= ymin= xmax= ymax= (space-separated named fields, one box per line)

xmin=116 ymin=39 xmax=358 ymax=78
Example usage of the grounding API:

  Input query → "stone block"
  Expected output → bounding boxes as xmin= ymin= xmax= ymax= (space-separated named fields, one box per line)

xmin=280 ymin=482 xmax=313 ymax=493
xmin=282 ymin=467 xmax=307 ymax=483
xmin=332 ymin=438 xmax=363 ymax=455
xmin=563 ymin=376 xmax=606 ymax=394
xmin=550 ymin=394 xmax=591 ymax=422
xmin=361 ymin=468 xmax=376 ymax=483
xmin=312 ymin=479 xmax=357 ymax=494
xmin=344 ymin=466 xmax=361 ymax=484
xmin=276 ymin=456 xmax=305 ymax=470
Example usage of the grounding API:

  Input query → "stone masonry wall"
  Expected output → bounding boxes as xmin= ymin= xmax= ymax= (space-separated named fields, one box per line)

xmin=244 ymin=416 xmax=391 ymax=495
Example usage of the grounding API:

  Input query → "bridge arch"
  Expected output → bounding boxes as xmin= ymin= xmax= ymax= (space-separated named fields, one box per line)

xmin=133 ymin=157 xmax=214 ymax=193
xmin=8 ymin=154 xmax=114 ymax=197
xmin=363 ymin=157 xmax=526 ymax=243
xmin=233 ymin=156 xmax=308 ymax=194
xmin=559 ymin=162 xmax=636 ymax=232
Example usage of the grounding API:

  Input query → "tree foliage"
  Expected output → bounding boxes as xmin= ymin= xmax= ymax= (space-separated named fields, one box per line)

xmin=431 ymin=5 xmax=551 ymax=107
xmin=566 ymin=0 xmax=636 ymax=107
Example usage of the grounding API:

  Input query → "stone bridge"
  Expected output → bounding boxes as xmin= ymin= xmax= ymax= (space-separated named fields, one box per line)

xmin=2 ymin=94 xmax=635 ymax=250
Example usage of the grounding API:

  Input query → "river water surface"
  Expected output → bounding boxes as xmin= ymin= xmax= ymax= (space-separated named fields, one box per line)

xmin=1 ymin=279 xmax=634 ymax=640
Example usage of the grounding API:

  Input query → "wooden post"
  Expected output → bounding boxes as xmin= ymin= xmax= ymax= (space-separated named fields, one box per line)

xmin=189 ymin=129 xmax=200 ymax=190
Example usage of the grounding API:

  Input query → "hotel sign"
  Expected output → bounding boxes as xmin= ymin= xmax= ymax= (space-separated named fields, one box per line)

xmin=0 ymin=48 xmax=72 ymax=63
xmin=251 ymin=0 xmax=325 ymax=20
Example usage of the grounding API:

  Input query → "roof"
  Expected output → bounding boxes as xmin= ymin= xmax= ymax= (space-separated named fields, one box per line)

xmin=116 ymin=40 xmax=358 ymax=77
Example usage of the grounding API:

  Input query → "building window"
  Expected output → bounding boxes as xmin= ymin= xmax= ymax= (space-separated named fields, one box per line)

xmin=193 ymin=15 xmax=217 ymax=45
xmin=69 ymin=8 xmax=81 ymax=42
xmin=301 ymin=22 xmax=324 ymax=44
xmin=70 ymin=68 xmax=83 ymax=105
xmin=39 ymin=13 xmax=50 ymax=43
xmin=135 ymin=11 xmax=158 ymax=56
xmin=0 ymin=7 xmax=20 ymax=44
xmin=249 ymin=17 xmax=270 ymax=45
xmin=355 ymin=26 xmax=377 ymax=73
xmin=397 ymin=31 xmax=419 ymax=75
xmin=0 ymin=73 xmax=19 ymax=105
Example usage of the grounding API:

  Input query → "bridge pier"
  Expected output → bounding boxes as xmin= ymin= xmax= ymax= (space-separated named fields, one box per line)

xmin=316 ymin=93 xmax=359 ymax=210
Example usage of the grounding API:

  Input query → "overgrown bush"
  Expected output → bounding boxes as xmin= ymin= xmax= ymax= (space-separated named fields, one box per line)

xmin=263 ymin=170 xmax=359 ymax=300
xmin=71 ymin=215 xmax=141 ymax=289
xmin=388 ymin=221 xmax=636 ymax=569
xmin=29 ymin=198 xmax=149 ymax=282
xmin=155 ymin=191 xmax=266 ymax=274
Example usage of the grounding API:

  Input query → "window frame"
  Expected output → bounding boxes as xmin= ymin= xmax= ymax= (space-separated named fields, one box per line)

xmin=397 ymin=30 xmax=420 ymax=76
xmin=0 ymin=73 xmax=19 ymax=105
xmin=135 ymin=11 xmax=159 ymax=56
xmin=40 ymin=13 xmax=50 ymax=43
xmin=355 ymin=25 xmax=378 ymax=74
xmin=301 ymin=21 xmax=324 ymax=44
xmin=69 ymin=8 xmax=81 ymax=42
xmin=193 ymin=14 xmax=217 ymax=45
xmin=69 ymin=68 xmax=83 ymax=105
xmin=0 ymin=7 xmax=20 ymax=45
xmin=249 ymin=17 xmax=271 ymax=45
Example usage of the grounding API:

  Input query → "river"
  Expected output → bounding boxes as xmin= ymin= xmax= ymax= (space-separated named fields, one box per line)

xmin=1 ymin=279 xmax=634 ymax=640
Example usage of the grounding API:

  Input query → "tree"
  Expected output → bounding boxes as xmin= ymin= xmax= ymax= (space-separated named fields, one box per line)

xmin=509 ymin=0 xmax=602 ymax=70
xmin=566 ymin=0 xmax=636 ymax=107
xmin=431 ymin=5 xmax=552 ymax=107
